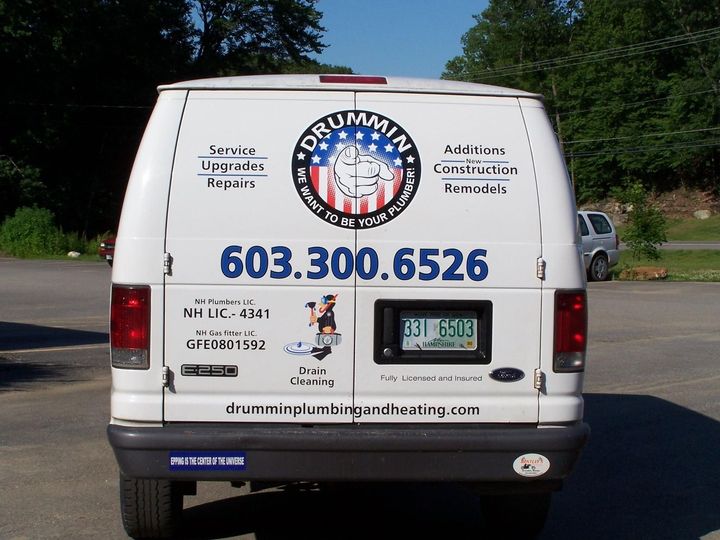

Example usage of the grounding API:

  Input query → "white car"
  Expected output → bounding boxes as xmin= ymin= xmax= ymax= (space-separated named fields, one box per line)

xmin=578 ymin=210 xmax=620 ymax=281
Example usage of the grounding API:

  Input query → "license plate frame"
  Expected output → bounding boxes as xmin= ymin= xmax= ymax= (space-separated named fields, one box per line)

xmin=374 ymin=300 xmax=492 ymax=365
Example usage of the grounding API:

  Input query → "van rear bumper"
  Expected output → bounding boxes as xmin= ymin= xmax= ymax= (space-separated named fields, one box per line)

xmin=108 ymin=422 xmax=589 ymax=485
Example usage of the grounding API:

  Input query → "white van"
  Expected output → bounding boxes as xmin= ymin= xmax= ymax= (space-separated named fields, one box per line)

xmin=108 ymin=74 xmax=589 ymax=538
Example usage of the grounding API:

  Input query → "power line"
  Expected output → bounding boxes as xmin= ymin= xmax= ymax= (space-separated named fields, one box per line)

xmin=567 ymin=138 xmax=720 ymax=158
xmin=555 ymin=88 xmax=716 ymax=118
xmin=4 ymin=101 xmax=152 ymax=110
xmin=465 ymin=26 xmax=720 ymax=79
xmin=474 ymin=33 xmax=720 ymax=81
xmin=487 ymin=26 xmax=720 ymax=75
xmin=565 ymin=126 xmax=720 ymax=145
xmin=457 ymin=26 xmax=720 ymax=81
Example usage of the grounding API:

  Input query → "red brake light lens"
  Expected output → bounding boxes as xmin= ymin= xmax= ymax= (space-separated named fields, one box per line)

xmin=111 ymin=285 xmax=150 ymax=368
xmin=319 ymin=75 xmax=387 ymax=85
xmin=554 ymin=290 xmax=587 ymax=372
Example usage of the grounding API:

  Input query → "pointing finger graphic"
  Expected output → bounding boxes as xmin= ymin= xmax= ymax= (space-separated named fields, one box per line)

xmin=334 ymin=145 xmax=395 ymax=198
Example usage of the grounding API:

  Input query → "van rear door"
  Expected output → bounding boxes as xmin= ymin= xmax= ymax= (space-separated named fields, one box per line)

xmin=163 ymin=87 xmax=543 ymax=425
xmin=352 ymin=92 xmax=542 ymax=423
xmin=163 ymin=90 xmax=357 ymax=423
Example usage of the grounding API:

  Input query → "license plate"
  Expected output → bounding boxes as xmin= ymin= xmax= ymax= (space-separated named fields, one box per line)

xmin=400 ymin=311 xmax=478 ymax=351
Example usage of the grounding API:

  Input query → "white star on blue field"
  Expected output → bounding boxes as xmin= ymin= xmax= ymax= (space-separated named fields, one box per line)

xmin=311 ymin=126 xmax=403 ymax=168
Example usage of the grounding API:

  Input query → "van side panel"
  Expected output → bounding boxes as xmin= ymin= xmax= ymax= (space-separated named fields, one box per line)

xmin=519 ymin=99 xmax=585 ymax=423
xmin=113 ymin=90 xmax=187 ymax=285
xmin=111 ymin=90 xmax=187 ymax=422
xmin=518 ymin=98 xmax=584 ymax=290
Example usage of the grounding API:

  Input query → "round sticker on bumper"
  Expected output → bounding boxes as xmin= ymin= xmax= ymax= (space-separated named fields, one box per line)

xmin=513 ymin=454 xmax=550 ymax=477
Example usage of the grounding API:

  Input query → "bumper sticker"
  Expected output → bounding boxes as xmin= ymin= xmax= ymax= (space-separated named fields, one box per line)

xmin=513 ymin=453 xmax=550 ymax=477
xmin=169 ymin=451 xmax=247 ymax=471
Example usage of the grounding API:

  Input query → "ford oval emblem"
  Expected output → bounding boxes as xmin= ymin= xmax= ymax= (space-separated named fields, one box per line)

xmin=489 ymin=367 xmax=525 ymax=383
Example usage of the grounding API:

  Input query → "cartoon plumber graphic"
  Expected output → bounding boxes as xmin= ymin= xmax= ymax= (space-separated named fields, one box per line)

xmin=307 ymin=293 xmax=341 ymax=360
xmin=284 ymin=293 xmax=342 ymax=361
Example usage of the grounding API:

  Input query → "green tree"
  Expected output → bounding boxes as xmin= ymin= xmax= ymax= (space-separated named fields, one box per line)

xmin=443 ymin=0 xmax=578 ymax=146
xmin=0 ymin=157 xmax=47 ymax=219
xmin=443 ymin=0 xmax=720 ymax=201
xmin=280 ymin=60 xmax=352 ymax=75
xmin=655 ymin=0 xmax=720 ymax=194
xmin=552 ymin=0 xmax=719 ymax=199
xmin=0 ymin=207 xmax=67 ymax=257
xmin=562 ymin=1 xmax=687 ymax=201
xmin=0 ymin=0 xmax=195 ymax=236
xmin=612 ymin=181 xmax=667 ymax=261
xmin=191 ymin=0 xmax=326 ymax=76
xmin=0 ymin=0 xmax=335 ymax=238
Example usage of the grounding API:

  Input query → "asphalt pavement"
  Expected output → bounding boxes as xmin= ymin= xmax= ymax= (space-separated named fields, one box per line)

xmin=1 ymin=258 xmax=719 ymax=539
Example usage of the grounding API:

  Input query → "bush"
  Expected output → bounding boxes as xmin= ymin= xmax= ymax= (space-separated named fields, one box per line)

xmin=611 ymin=181 xmax=667 ymax=261
xmin=0 ymin=207 xmax=68 ymax=257
xmin=77 ymin=233 xmax=108 ymax=256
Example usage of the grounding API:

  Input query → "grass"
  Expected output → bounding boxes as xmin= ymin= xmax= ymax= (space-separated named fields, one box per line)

xmin=0 ymin=248 xmax=105 ymax=263
xmin=613 ymin=215 xmax=720 ymax=280
xmin=665 ymin=214 xmax=720 ymax=241
xmin=614 ymin=250 xmax=720 ymax=281
xmin=33 ymin=253 xmax=104 ymax=262
xmin=616 ymin=214 xmax=720 ymax=242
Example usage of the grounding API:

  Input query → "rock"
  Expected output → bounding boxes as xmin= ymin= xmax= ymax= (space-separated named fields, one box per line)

xmin=619 ymin=266 xmax=668 ymax=281
xmin=67 ymin=251 xmax=81 ymax=258
xmin=693 ymin=209 xmax=712 ymax=220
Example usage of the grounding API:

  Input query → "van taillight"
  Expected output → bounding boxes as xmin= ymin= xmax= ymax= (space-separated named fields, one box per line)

xmin=111 ymin=285 xmax=150 ymax=369
xmin=554 ymin=290 xmax=587 ymax=372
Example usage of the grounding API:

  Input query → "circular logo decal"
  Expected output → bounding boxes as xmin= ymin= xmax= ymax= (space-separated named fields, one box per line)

xmin=513 ymin=454 xmax=551 ymax=477
xmin=292 ymin=110 xmax=421 ymax=229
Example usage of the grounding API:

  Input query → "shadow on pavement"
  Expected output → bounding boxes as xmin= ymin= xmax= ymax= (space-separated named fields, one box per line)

xmin=0 ymin=321 xmax=109 ymax=389
xmin=0 ymin=321 xmax=108 ymax=351
xmin=0 ymin=355 xmax=99 ymax=389
xmin=542 ymin=393 xmax=720 ymax=540
xmin=180 ymin=482 xmax=486 ymax=539
xmin=0 ymin=359 xmax=67 ymax=388
xmin=172 ymin=394 xmax=720 ymax=540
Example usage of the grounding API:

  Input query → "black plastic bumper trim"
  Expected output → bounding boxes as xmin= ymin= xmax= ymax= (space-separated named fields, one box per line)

xmin=108 ymin=422 xmax=589 ymax=483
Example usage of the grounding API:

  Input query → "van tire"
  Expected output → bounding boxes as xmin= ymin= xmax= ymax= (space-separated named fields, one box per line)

xmin=589 ymin=253 xmax=609 ymax=281
xmin=119 ymin=472 xmax=182 ymax=539
xmin=480 ymin=492 xmax=551 ymax=539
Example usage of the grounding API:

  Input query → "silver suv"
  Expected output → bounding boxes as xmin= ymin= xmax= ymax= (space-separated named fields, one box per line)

xmin=578 ymin=211 xmax=619 ymax=281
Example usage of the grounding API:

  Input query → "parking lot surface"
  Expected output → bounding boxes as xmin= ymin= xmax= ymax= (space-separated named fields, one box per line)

xmin=1 ymin=258 xmax=718 ymax=539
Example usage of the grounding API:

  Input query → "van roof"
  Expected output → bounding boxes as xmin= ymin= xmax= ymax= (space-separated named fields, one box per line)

xmin=158 ymin=74 xmax=542 ymax=99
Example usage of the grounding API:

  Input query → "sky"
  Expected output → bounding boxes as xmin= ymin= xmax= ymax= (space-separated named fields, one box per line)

xmin=310 ymin=0 xmax=489 ymax=79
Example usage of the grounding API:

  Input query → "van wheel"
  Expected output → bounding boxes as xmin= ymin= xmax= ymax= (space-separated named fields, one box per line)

xmin=119 ymin=472 xmax=182 ymax=539
xmin=589 ymin=253 xmax=609 ymax=281
xmin=480 ymin=492 xmax=551 ymax=539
